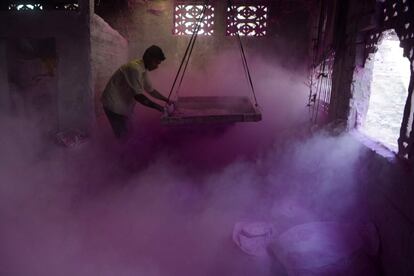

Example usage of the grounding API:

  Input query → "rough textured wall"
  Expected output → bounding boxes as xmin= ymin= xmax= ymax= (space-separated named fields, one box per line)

xmin=358 ymin=143 xmax=414 ymax=276
xmin=360 ymin=37 xmax=410 ymax=152
xmin=326 ymin=1 xmax=414 ymax=274
xmin=401 ymin=59 xmax=414 ymax=161
xmin=328 ymin=0 xmax=378 ymax=129
xmin=328 ymin=0 xmax=356 ymax=127
xmin=348 ymin=58 xmax=374 ymax=129
xmin=96 ymin=1 xmax=311 ymax=71
xmin=91 ymin=14 xmax=128 ymax=118
xmin=329 ymin=0 xmax=414 ymax=158
xmin=0 ymin=2 xmax=93 ymax=133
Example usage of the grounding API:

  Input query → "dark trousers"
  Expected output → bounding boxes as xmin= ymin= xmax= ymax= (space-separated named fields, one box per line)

xmin=104 ymin=107 xmax=129 ymax=139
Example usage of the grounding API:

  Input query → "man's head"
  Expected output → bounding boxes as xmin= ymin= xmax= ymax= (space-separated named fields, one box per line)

xmin=143 ymin=45 xmax=166 ymax=71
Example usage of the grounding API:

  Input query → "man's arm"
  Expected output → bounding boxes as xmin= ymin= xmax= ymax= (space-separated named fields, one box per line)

xmin=134 ymin=94 xmax=163 ymax=112
xmin=148 ymin=89 xmax=169 ymax=103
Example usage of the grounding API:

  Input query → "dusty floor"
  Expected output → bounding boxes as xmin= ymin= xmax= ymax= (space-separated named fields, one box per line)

xmin=0 ymin=117 xmax=411 ymax=275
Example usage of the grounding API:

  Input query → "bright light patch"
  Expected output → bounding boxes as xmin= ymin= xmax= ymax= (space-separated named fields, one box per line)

xmin=9 ymin=3 xmax=43 ymax=11
xmin=361 ymin=32 xmax=410 ymax=152
xmin=64 ymin=3 xmax=79 ymax=10
xmin=7 ymin=2 xmax=79 ymax=11
xmin=227 ymin=5 xmax=268 ymax=36
xmin=173 ymin=5 xmax=215 ymax=36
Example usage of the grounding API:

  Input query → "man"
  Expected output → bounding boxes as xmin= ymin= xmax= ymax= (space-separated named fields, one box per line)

xmin=101 ymin=45 xmax=172 ymax=139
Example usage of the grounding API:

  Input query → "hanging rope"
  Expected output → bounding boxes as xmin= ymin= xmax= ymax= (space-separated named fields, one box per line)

xmin=175 ymin=4 xmax=208 ymax=95
xmin=168 ymin=0 xmax=259 ymax=107
xmin=167 ymin=1 xmax=210 ymax=102
xmin=227 ymin=0 xmax=259 ymax=107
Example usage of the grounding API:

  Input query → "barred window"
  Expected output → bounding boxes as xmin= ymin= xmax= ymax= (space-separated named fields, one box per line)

xmin=173 ymin=4 xmax=215 ymax=36
xmin=227 ymin=5 xmax=268 ymax=37
xmin=8 ymin=3 xmax=43 ymax=11
xmin=4 ymin=1 xmax=79 ymax=11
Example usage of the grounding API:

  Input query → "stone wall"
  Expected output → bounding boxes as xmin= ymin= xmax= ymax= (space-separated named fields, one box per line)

xmin=328 ymin=0 xmax=414 ymax=163
xmin=358 ymin=143 xmax=414 ymax=275
xmin=326 ymin=1 xmax=414 ymax=274
xmin=348 ymin=56 xmax=374 ymax=129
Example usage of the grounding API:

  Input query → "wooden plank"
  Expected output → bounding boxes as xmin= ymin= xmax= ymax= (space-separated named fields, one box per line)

xmin=161 ymin=96 xmax=262 ymax=125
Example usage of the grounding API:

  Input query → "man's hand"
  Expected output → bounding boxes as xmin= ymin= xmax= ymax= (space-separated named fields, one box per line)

xmin=168 ymin=100 xmax=176 ymax=111
xmin=163 ymin=102 xmax=175 ymax=116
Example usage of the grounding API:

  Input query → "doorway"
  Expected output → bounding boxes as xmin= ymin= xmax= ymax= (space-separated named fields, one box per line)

xmin=360 ymin=30 xmax=410 ymax=152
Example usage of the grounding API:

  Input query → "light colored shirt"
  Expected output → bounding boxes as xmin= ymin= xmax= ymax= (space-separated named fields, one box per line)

xmin=101 ymin=59 xmax=153 ymax=116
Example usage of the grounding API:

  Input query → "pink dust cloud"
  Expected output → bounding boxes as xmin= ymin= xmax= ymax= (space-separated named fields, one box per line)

xmin=0 ymin=119 xmax=373 ymax=275
xmin=0 ymin=48 xmax=377 ymax=275
xmin=123 ymin=49 xmax=310 ymax=169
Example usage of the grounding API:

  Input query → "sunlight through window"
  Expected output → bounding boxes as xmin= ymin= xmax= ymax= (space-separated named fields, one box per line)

xmin=361 ymin=31 xmax=410 ymax=152
xmin=9 ymin=3 xmax=43 ymax=11
xmin=173 ymin=4 xmax=215 ymax=36
xmin=226 ymin=5 xmax=268 ymax=36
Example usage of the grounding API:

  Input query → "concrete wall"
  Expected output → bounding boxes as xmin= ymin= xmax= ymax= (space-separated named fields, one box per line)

xmin=326 ymin=1 xmax=414 ymax=274
xmin=97 ymin=1 xmax=311 ymax=72
xmin=349 ymin=58 xmax=374 ymax=129
xmin=91 ymin=14 xmax=128 ymax=118
xmin=328 ymin=0 xmax=378 ymax=129
xmin=0 ymin=0 xmax=94 ymax=133
xmin=357 ymin=142 xmax=414 ymax=275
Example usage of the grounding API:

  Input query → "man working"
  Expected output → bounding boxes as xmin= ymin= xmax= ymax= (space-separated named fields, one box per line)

xmin=101 ymin=45 xmax=172 ymax=139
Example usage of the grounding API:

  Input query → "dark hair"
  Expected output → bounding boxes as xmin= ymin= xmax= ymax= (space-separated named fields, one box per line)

xmin=143 ymin=45 xmax=166 ymax=62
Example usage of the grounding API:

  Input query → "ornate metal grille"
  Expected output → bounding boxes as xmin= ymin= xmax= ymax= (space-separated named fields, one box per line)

xmin=362 ymin=0 xmax=414 ymax=160
xmin=364 ymin=31 xmax=382 ymax=62
xmin=308 ymin=53 xmax=335 ymax=125
xmin=55 ymin=3 xmax=79 ymax=11
xmin=8 ymin=3 xmax=43 ymax=10
xmin=173 ymin=4 xmax=215 ymax=36
xmin=5 ymin=1 xmax=79 ymax=11
xmin=226 ymin=5 xmax=268 ymax=36
xmin=382 ymin=0 xmax=411 ymax=27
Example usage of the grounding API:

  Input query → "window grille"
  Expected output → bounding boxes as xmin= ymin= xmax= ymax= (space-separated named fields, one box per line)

xmin=173 ymin=4 xmax=215 ymax=36
xmin=226 ymin=5 xmax=268 ymax=37
xmin=3 ymin=1 xmax=79 ymax=11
